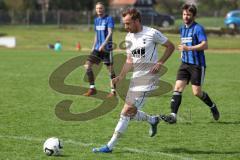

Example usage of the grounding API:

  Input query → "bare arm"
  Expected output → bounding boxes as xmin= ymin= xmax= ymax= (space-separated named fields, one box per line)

xmin=150 ymin=40 xmax=175 ymax=73
xmin=178 ymin=41 xmax=208 ymax=51
xmin=159 ymin=40 xmax=175 ymax=64
xmin=112 ymin=54 xmax=133 ymax=84
xmin=99 ymin=28 xmax=113 ymax=51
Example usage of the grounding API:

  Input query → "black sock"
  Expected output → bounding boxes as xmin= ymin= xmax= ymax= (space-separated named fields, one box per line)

xmin=171 ymin=91 xmax=182 ymax=114
xmin=86 ymin=68 xmax=94 ymax=86
xmin=200 ymin=92 xmax=214 ymax=108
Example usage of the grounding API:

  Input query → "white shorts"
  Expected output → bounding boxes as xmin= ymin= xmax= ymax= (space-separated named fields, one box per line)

xmin=125 ymin=70 xmax=160 ymax=109
xmin=125 ymin=90 xmax=150 ymax=109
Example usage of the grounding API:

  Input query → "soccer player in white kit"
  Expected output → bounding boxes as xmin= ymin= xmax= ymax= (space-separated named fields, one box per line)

xmin=93 ymin=8 xmax=175 ymax=153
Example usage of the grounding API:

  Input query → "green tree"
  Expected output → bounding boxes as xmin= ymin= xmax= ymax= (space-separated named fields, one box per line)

xmin=4 ymin=0 xmax=25 ymax=24
xmin=0 ymin=0 xmax=7 ymax=10
xmin=154 ymin=0 xmax=184 ymax=15
xmin=4 ymin=0 xmax=25 ymax=11
xmin=49 ymin=0 xmax=109 ymax=11
xmin=23 ymin=0 xmax=38 ymax=10
xmin=197 ymin=0 xmax=240 ymax=16
xmin=198 ymin=0 xmax=224 ymax=16
xmin=228 ymin=0 xmax=240 ymax=9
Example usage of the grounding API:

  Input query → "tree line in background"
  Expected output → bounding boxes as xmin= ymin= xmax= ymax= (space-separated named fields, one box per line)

xmin=0 ymin=0 xmax=239 ymax=16
xmin=155 ymin=0 xmax=240 ymax=16
xmin=0 ymin=0 xmax=108 ymax=11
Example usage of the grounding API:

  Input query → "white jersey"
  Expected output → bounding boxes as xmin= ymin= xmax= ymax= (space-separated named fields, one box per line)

xmin=125 ymin=26 xmax=168 ymax=91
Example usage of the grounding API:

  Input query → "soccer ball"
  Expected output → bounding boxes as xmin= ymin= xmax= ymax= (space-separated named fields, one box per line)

xmin=43 ymin=137 xmax=63 ymax=156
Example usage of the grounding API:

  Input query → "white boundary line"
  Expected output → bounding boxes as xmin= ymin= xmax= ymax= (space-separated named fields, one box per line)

xmin=0 ymin=135 xmax=196 ymax=160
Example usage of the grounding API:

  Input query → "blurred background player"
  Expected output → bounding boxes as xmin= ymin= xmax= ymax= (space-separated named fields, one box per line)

xmin=83 ymin=2 xmax=116 ymax=97
xmin=48 ymin=40 xmax=62 ymax=52
xmin=93 ymin=8 xmax=175 ymax=153
xmin=163 ymin=4 xmax=220 ymax=124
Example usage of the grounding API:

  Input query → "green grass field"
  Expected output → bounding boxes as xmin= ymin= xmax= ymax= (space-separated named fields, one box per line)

xmin=0 ymin=26 xmax=240 ymax=160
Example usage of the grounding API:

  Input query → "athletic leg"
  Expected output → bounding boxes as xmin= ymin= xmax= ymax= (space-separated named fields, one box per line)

xmin=106 ymin=64 xmax=116 ymax=97
xmin=192 ymin=85 xmax=219 ymax=120
xmin=83 ymin=60 xmax=97 ymax=96
xmin=93 ymin=103 xmax=134 ymax=153
xmin=191 ymin=65 xmax=219 ymax=120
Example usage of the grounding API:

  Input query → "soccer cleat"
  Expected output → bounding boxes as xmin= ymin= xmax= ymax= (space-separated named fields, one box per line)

xmin=161 ymin=114 xmax=177 ymax=124
xmin=106 ymin=91 xmax=116 ymax=98
xmin=83 ymin=88 xmax=97 ymax=96
xmin=210 ymin=104 xmax=220 ymax=121
xmin=92 ymin=145 xmax=112 ymax=153
xmin=149 ymin=116 xmax=160 ymax=137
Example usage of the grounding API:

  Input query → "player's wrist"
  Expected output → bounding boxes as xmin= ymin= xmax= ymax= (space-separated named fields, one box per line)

xmin=157 ymin=62 xmax=164 ymax=66
xmin=188 ymin=46 xmax=193 ymax=51
xmin=117 ymin=75 xmax=124 ymax=82
xmin=118 ymin=74 xmax=124 ymax=80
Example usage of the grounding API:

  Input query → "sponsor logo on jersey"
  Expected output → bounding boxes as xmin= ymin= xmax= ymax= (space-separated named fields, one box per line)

xmin=181 ymin=37 xmax=192 ymax=44
xmin=131 ymin=47 xmax=146 ymax=58
xmin=96 ymin=25 xmax=106 ymax=30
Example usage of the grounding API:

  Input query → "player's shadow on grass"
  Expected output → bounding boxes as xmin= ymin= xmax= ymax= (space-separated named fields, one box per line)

xmin=163 ymin=148 xmax=240 ymax=155
xmin=55 ymin=154 xmax=71 ymax=158
xmin=0 ymin=33 xmax=7 ymax=36
xmin=209 ymin=121 xmax=240 ymax=125
xmin=178 ymin=121 xmax=240 ymax=125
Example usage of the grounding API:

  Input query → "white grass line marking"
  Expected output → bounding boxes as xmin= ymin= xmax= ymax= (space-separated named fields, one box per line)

xmin=0 ymin=135 xmax=196 ymax=160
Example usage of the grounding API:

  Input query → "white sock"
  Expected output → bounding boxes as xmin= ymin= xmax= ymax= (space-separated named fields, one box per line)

xmin=106 ymin=133 xmax=119 ymax=150
xmin=107 ymin=115 xmax=130 ymax=150
xmin=170 ymin=113 xmax=176 ymax=117
xmin=132 ymin=110 xmax=155 ymax=124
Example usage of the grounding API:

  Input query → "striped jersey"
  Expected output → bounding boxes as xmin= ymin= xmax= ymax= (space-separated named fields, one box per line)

xmin=94 ymin=15 xmax=114 ymax=51
xmin=180 ymin=22 xmax=207 ymax=67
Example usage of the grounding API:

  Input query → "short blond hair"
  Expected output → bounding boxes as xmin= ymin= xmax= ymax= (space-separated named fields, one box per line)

xmin=122 ymin=8 xmax=141 ymax=22
xmin=96 ymin=1 xmax=105 ymax=7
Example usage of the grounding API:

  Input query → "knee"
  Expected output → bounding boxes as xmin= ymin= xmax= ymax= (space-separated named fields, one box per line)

xmin=174 ymin=86 xmax=183 ymax=92
xmin=193 ymin=90 xmax=202 ymax=97
xmin=174 ymin=84 xmax=185 ymax=92
xmin=174 ymin=80 xmax=187 ymax=92
xmin=121 ymin=106 xmax=137 ymax=118
xmin=84 ymin=63 xmax=89 ymax=70
xmin=84 ymin=62 xmax=92 ymax=70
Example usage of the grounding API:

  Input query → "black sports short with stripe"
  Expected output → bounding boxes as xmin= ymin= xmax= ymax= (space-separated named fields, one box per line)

xmin=176 ymin=62 xmax=206 ymax=86
xmin=87 ymin=50 xmax=113 ymax=66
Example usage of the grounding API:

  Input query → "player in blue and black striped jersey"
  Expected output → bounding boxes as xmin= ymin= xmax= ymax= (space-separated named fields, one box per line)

xmin=163 ymin=4 xmax=219 ymax=124
xmin=83 ymin=2 xmax=116 ymax=97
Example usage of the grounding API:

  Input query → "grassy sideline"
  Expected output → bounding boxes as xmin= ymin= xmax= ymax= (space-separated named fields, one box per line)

xmin=0 ymin=25 xmax=240 ymax=51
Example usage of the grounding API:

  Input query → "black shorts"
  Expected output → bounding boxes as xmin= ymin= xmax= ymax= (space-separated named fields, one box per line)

xmin=176 ymin=63 xmax=206 ymax=86
xmin=87 ymin=50 xmax=113 ymax=66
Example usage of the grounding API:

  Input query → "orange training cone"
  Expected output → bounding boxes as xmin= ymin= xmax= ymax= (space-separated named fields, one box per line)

xmin=76 ymin=42 xmax=81 ymax=51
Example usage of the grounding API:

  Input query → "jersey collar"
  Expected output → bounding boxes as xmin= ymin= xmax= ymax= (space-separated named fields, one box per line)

xmin=98 ymin=14 xmax=108 ymax=19
xmin=185 ymin=21 xmax=196 ymax=28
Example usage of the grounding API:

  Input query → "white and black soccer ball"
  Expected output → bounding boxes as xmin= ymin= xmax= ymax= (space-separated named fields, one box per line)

xmin=43 ymin=137 xmax=63 ymax=156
